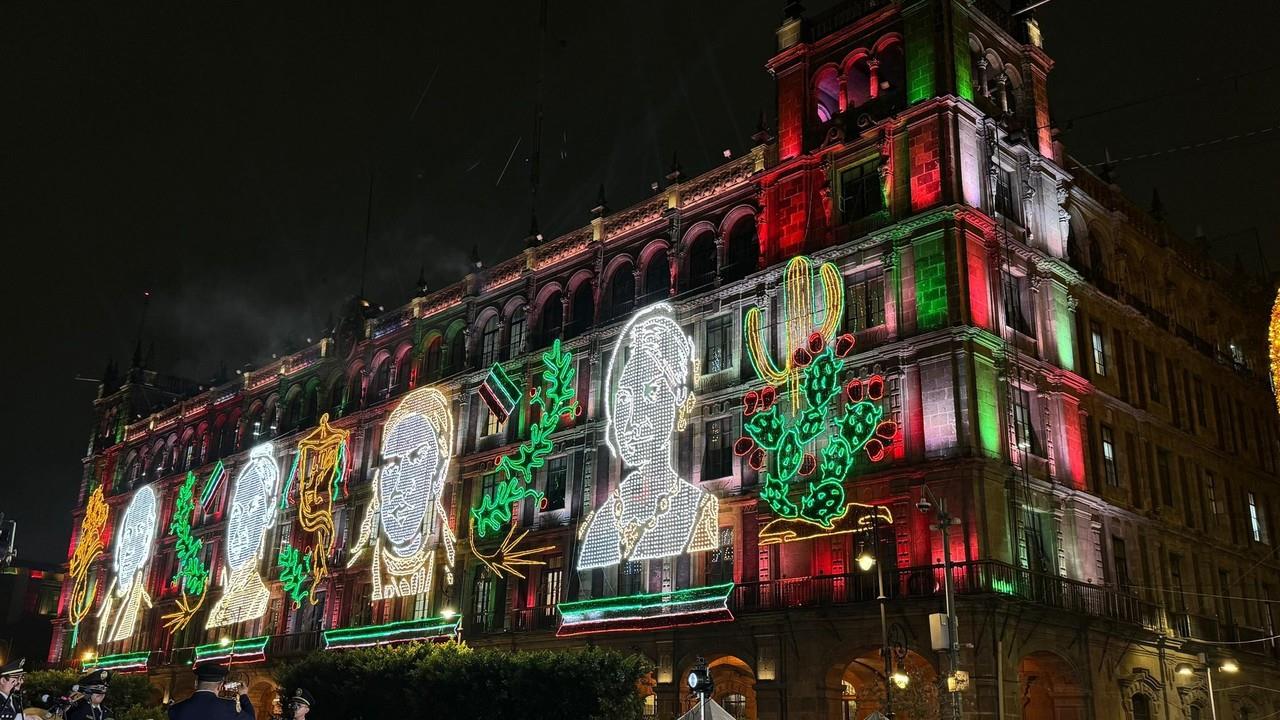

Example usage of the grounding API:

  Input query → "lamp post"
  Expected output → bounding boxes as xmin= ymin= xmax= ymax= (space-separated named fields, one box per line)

xmin=856 ymin=505 xmax=895 ymax=719
xmin=918 ymin=485 xmax=962 ymax=720
xmin=1176 ymin=654 xmax=1239 ymax=720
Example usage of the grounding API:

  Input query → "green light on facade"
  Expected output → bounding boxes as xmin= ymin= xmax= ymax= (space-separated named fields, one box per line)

xmin=914 ymin=236 xmax=948 ymax=330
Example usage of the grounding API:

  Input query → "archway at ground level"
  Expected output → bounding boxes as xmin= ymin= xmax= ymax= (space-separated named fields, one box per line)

xmin=835 ymin=648 xmax=939 ymax=720
xmin=1018 ymin=651 xmax=1086 ymax=720
xmin=679 ymin=655 xmax=757 ymax=719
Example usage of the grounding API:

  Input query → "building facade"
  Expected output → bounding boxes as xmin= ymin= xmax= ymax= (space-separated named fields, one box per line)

xmin=51 ymin=1 xmax=1280 ymax=718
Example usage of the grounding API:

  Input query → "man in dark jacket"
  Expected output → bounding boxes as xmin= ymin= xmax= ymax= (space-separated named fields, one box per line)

xmin=168 ymin=662 xmax=253 ymax=720
xmin=65 ymin=670 xmax=112 ymax=720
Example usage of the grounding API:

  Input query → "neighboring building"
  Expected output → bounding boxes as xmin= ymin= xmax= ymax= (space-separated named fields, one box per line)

xmin=51 ymin=1 xmax=1280 ymax=718
xmin=0 ymin=562 xmax=65 ymax=668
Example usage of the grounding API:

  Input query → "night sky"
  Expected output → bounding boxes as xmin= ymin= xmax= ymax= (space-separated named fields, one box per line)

xmin=4 ymin=1 xmax=1279 ymax=566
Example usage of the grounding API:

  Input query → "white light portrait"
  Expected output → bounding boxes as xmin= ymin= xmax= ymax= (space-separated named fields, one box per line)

xmin=350 ymin=386 xmax=456 ymax=601
xmin=207 ymin=442 xmax=279 ymax=629
xmin=578 ymin=303 xmax=719 ymax=571
xmin=97 ymin=484 xmax=158 ymax=644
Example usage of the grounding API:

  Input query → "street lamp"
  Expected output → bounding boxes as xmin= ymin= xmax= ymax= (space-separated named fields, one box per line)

xmin=857 ymin=505 xmax=895 ymax=719
xmin=919 ymin=484 xmax=962 ymax=720
xmin=1175 ymin=654 xmax=1239 ymax=720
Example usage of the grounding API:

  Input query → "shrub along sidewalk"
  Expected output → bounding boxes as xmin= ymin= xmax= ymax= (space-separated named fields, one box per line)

xmin=274 ymin=641 xmax=651 ymax=719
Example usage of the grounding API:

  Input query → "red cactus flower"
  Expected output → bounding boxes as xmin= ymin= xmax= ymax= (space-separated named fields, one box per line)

xmin=743 ymin=390 xmax=760 ymax=416
xmin=866 ymin=374 xmax=885 ymax=401
xmin=734 ymin=437 xmax=755 ymax=456
xmin=845 ymin=378 xmax=864 ymax=403
xmin=834 ymin=333 xmax=856 ymax=358
xmin=748 ymin=448 xmax=766 ymax=471
xmin=865 ymin=438 xmax=886 ymax=462
xmin=760 ymin=385 xmax=777 ymax=409
xmin=793 ymin=347 xmax=813 ymax=367
xmin=799 ymin=453 xmax=817 ymax=476
xmin=807 ymin=332 xmax=825 ymax=354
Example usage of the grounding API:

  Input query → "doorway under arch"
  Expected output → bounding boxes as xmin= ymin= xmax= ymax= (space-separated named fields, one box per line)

xmin=1018 ymin=651 xmax=1086 ymax=720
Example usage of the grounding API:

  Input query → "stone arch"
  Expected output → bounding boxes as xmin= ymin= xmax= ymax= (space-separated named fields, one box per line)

xmin=1118 ymin=667 xmax=1163 ymax=720
xmin=603 ymin=256 xmax=637 ymax=320
xmin=813 ymin=62 xmax=841 ymax=122
xmin=1018 ymin=650 xmax=1087 ymax=720
xmin=826 ymin=647 xmax=939 ymax=720
xmin=639 ymin=240 xmax=672 ymax=304
xmin=721 ymin=207 xmax=759 ymax=284
xmin=678 ymin=654 xmax=757 ymax=719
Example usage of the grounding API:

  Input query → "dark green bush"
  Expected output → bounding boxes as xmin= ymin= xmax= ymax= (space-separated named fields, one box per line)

xmin=22 ymin=669 xmax=158 ymax=717
xmin=274 ymin=642 xmax=648 ymax=720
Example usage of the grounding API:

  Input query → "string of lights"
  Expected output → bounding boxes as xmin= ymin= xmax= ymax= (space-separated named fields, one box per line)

xmin=1080 ymin=122 xmax=1280 ymax=168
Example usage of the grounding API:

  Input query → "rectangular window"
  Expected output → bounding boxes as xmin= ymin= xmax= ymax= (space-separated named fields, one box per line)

xmin=479 ymin=472 xmax=499 ymax=507
xmin=1193 ymin=377 xmax=1206 ymax=427
xmin=1145 ymin=349 xmax=1162 ymax=402
xmin=472 ymin=572 xmax=493 ymax=630
xmin=848 ymin=272 xmax=886 ymax=332
xmin=1101 ymin=425 xmax=1119 ymax=487
xmin=508 ymin=313 xmax=527 ymax=359
xmin=1013 ymin=388 xmax=1042 ymax=456
xmin=1112 ymin=535 xmax=1131 ymax=590
xmin=1113 ymin=330 xmax=1130 ymax=402
xmin=703 ymin=418 xmax=733 ymax=480
xmin=703 ymin=315 xmax=733 ymax=374
xmin=1207 ymin=471 xmax=1218 ymax=519
xmin=1126 ymin=432 xmax=1142 ymax=507
xmin=1156 ymin=448 xmax=1174 ymax=507
xmin=540 ymin=556 xmax=564 ymax=610
xmin=1132 ymin=342 xmax=1147 ymax=407
xmin=480 ymin=321 xmax=501 ymax=366
xmin=839 ymin=160 xmax=884 ymax=223
xmin=1002 ymin=271 xmax=1035 ymax=337
xmin=542 ymin=456 xmax=567 ymax=511
xmin=622 ymin=560 xmax=644 ymax=596
xmin=1180 ymin=462 xmax=1195 ymax=529
xmin=483 ymin=405 xmax=501 ymax=437
xmin=1169 ymin=553 xmax=1185 ymax=611
xmin=995 ymin=166 xmax=1019 ymax=221
xmin=1167 ymin=359 xmax=1182 ymax=428
xmin=1249 ymin=492 xmax=1266 ymax=543
xmin=707 ymin=527 xmax=735 ymax=584
xmin=1090 ymin=323 xmax=1107 ymax=377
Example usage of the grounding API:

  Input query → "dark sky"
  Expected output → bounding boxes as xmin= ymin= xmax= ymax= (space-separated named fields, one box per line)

xmin=4 ymin=1 xmax=1279 ymax=566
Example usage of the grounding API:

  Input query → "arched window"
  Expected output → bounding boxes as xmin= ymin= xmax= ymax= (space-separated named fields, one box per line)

xmin=566 ymin=282 xmax=595 ymax=338
xmin=1131 ymin=694 xmax=1151 ymax=720
xmin=841 ymin=681 xmax=857 ymax=720
xmin=537 ymin=292 xmax=563 ymax=348
xmin=607 ymin=265 xmax=635 ymax=320
xmin=814 ymin=65 xmax=839 ymax=122
xmin=687 ymin=232 xmax=717 ymax=290
xmin=1189 ymin=704 xmax=1202 ymax=720
xmin=722 ymin=216 xmax=759 ymax=284
xmin=282 ymin=391 xmax=303 ymax=431
xmin=446 ymin=330 xmax=467 ymax=375
xmin=392 ymin=348 xmax=412 ymax=394
xmin=473 ymin=570 xmax=494 ymax=632
xmin=643 ymin=253 xmax=670 ymax=303
xmin=301 ymin=383 xmax=320 ymax=427
xmin=846 ymin=57 xmax=872 ymax=109
xmin=508 ymin=309 xmax=527 ymax=359
xmin=876 ymin=42 xmax=906 ymax=107
xmin=181 ymin=436 xmax=197 ymax=471
xmin=424 ymin=337 xmax=443 ymax=381
xmin=479 ymin=316 xmax=501 ymax=366
xmin=216 ymin=420 xmax=236 ymax=458
xmin=373 ymin=358 xmax=393 ymax=400
xmin=329 ymin=377 xmax=348 ymax=419
xmin=721 ymin=694 xmax=747 ymax=720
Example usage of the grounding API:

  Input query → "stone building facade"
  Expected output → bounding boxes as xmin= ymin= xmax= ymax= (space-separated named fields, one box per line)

xmin=50 ymin=1 xmax=1280 ymax=718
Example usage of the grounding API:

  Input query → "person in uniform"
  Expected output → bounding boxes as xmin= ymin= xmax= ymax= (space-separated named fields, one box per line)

xmin=167 ymin=662 xmax=253 ymax=720
xmin=0 ymin=657 xmax=27 ymax=720
xmin=64 ymin=670 xmax=111 ymax=720
xmin=283 ymin=689 xmax=312 ymax=719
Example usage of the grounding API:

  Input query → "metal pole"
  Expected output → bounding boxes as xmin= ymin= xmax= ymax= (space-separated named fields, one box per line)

xmin=700 ymin=691 xmax=706 ymax=720
xmin=939 ymin=500 xmax=961 ymax=720
xmin=874 ymin=508 xmax=892 ymax=719
xmin=1206 ymin=666 xmax=1218 ymax=720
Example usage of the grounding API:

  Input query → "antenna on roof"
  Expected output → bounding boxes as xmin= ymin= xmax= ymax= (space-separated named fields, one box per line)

xmin=527 ymin=0 xmax=549 ymax=243
xmin=131 ymin=291 xmax=151 ymax=369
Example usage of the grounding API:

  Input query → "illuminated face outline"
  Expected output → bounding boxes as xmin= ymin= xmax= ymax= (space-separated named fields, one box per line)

xmin=225 ymin=443 xmax=278 ymax=571
xmin=605 ymin=304 xmax=692 ymax=470
xmin=376 ymin=388 xmax=452 ymax=555
xmin=114 ymin=484 xmax=158 ymax=591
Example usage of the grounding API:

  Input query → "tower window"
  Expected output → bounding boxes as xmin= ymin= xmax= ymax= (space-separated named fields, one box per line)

xmin=1101 ymin=425 xmax=1118 ymax=487
xmin=839 ymin=160 xmax=884 ymax=223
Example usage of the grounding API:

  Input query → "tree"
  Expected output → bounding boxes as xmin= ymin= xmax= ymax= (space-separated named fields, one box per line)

xmin=274 ymin=641 xmax=649 ymax=720
xmin=22 ymin=669 xmax=163 ymax=719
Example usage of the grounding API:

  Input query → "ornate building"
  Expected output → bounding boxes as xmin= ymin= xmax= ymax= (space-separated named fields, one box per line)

xmin=51 ymin=1 xmax=1280 ymax=718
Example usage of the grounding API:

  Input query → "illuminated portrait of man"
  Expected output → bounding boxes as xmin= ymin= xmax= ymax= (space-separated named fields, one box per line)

xmin=350 ymin=387 xmax=456 ymax=600
xmin=286 ymin=413 xmax=349 ymax=604
xmin=97 ymin=484 xmax=158 ymax=644
xmin=207 ymin=442 xmax=279 ymax=629
xmin=578 ymin=303 xmax=718 ymax=571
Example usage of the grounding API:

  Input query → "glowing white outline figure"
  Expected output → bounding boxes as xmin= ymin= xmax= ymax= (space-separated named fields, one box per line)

xmin=97 ymin=484 xmax=158 ymax=644
xmin=207 ymin=442 xmax=279 ymax=629
xmin=349 ymin=386 xmax=457 ymax=600
xmin=578 ymin=303 xmax=718 ymax=571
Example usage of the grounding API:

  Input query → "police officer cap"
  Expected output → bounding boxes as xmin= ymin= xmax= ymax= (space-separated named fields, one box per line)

xmin=76 ymin=669 xmax=111 ymax=694
xmin=193 ymin=662 xmax=230 ymax=682
xmin=0 ymin=657 xmax=25 ymax=678
xmin=290 ymin=688 xmax=315 ymax=707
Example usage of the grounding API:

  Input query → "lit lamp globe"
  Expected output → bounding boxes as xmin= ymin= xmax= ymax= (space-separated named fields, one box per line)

xmin=1174 ymin=662 xmax=1195 ymax=676
xmin=1218 ymin=658 xmax=1240 ymax=674
xmin=856 ymin=549 xmax=875 ymax=572
xmin=891 ymin=670 xmax=909 ymax=689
